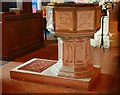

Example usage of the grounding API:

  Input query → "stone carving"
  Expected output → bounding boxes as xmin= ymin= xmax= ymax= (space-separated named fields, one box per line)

xmin=58 ymin=37 xmax=95 ymax=78
xmin=47 ymin=4 xmax=101 ymax=79
xmin=63 ymin=40 xmax=74 ymax=66
xmin=55 ymin=11 xmax=74 ymax=31
xmin=77 ymin=10 xmax=94 ymax=31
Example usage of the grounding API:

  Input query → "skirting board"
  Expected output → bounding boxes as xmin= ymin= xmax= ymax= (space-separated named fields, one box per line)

xmin=10 ymin=58 xmax=101 ymax=90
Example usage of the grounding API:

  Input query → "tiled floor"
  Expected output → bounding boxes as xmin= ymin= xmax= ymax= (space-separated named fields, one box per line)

xmin=1 ymin=41 xmax=119 ymax=93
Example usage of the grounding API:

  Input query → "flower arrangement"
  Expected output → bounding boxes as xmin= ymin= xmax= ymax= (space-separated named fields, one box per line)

xmin=101 ymin=1 xmax=114 ymax=10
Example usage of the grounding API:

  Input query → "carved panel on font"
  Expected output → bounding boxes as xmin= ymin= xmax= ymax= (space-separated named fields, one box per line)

xmin=54 ymin=11 xmax=74 ymax=31
xmin=85 ymin=38 xmax=90 ymax=64
xmin=63 ymin=40 xmax=74 ymax=66
xmin=62 ymin=38 xmax=91 ymax=66
xmin=75 ymin=39 xmax=86 ymax=65
xmin=77 ymin=10 xmax=95 ymax=31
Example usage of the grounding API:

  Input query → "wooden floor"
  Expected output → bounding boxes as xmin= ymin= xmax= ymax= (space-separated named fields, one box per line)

xmin=0 ymin=40 xmax=119 ymax=93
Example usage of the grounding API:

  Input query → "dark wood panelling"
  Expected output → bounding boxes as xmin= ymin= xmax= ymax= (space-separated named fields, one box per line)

xmin=2 ymin=2 xmax=17 ymax=12
xmin=2 ymin=12 xmax=44 ymax=60
xmin=23 ymin=2 xmax=32 ymax=13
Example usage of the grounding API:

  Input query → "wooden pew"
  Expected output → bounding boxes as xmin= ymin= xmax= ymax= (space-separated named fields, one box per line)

xmin=2 ymin=12 xmax=44 ymax=60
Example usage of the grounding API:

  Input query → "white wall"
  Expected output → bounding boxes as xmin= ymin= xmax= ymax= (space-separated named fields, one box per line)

xmin=16 ymin=0 xmax=23 ymax=9
xmin=90 ymin=11 xmax=110 ymax=48
xmin=37 ymin=0 xmax=42 ymax=10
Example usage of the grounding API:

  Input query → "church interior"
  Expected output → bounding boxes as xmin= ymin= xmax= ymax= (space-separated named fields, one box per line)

xmin=0 ymin=0 xmax=120 ymax=94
